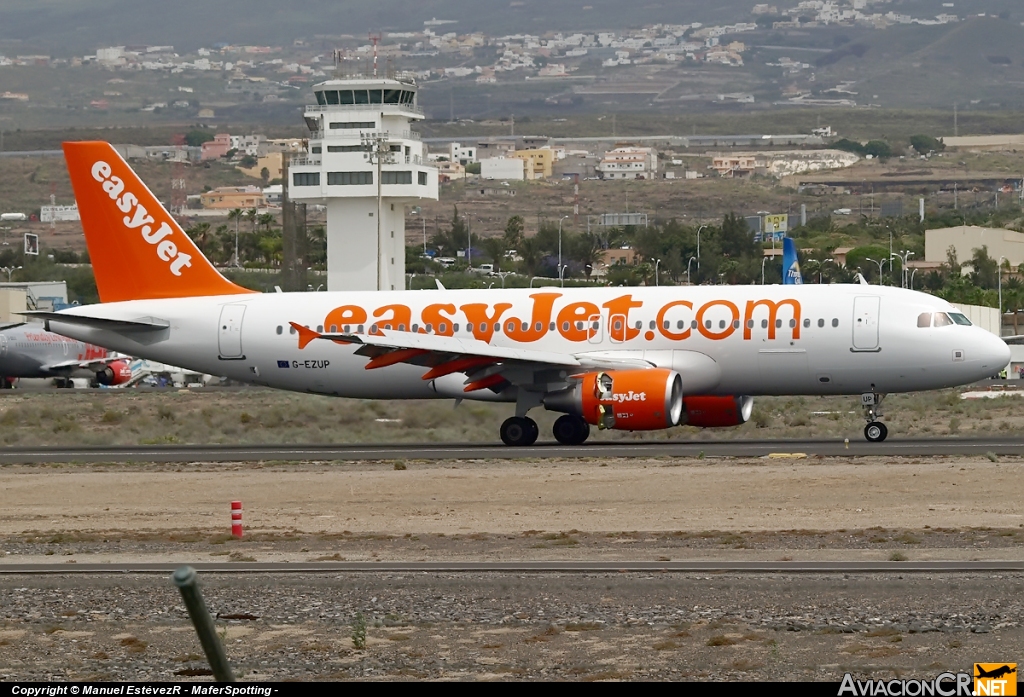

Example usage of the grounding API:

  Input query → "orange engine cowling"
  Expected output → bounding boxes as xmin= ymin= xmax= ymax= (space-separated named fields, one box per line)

xmin=96 ymin=360 xmax=132 ymax=386
xmin=543 ymin=369 xmax=683 ymax=431
xmin=682 ymin=395 xmax=753 ymax=428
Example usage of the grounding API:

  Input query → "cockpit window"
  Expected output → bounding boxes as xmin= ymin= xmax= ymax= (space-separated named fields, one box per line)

xmin=917 ymin=313 xmax=931 ymax=328
xmin=933 ymin=312 xmax=954 ymax=327
xmin=949 ymin=312 xmax=972 ymax=326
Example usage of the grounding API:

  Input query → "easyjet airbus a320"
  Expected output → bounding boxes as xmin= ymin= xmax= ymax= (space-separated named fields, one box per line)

xmin=29 ymin=142 xmax=1010 ymax=445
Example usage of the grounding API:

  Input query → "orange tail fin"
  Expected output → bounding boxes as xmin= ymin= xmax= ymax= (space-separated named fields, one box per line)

xmin=63 ymin=141 xmax=253 ymax=303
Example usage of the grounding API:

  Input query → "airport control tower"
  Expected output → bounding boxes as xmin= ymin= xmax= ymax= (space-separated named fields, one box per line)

xmin=289 ymin=70 xmax=438 ymax=291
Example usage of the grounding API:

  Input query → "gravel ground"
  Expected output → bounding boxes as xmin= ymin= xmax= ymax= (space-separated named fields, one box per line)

xmin=1 ymin=572 xmax=1021 ymax=681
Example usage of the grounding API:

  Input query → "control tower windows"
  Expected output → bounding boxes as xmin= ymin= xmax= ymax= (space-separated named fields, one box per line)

xmin=339 ymin=90 xmax=355 ymax=105
xmin=384 ymin=89 xmax=402 ymax=104
xmin=381 ymin=171 xmax=412 ymax=185
xmin=354 ymin=90 xmax=370 ymax=104
xmin=369 ymin=90 xmax=383 ymax=104
xmin=315 ymin=91 xmax=326 ymax=105
xmin=328 ymin=171 xmax=373 ymax=186
xmin=329 ymin=121 xmax=376 ymax=130
xmin=324 ymin=90 xmax=339 ymax=105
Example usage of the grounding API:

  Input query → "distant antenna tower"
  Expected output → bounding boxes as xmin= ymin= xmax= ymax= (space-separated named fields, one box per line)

xmin=49 ymin=183 xmax=56 ymax=232
xmin=368 ymin=32 xmax=382 ymax=77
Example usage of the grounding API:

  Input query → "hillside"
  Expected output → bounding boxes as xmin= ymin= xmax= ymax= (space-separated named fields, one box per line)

xmin=1 ymin=0 xmax=750 ymax=55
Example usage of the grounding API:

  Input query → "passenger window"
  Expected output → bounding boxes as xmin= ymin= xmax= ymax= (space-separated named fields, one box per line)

xmin=549 ymin=322 xmax=556 ymax=331
xmin=412 ymin=323 xmax=419 ymax=332
xmin=733 ymin=320 xmax=740 ymax=329
xmin=535 ymin=322 xmax=543 ymax=332
xmin=576 ymin=321 xmax=584 ymax=330
xmin=662 ymin=321 xmax=669 ymax=330
xmin=635 ymin=321 xmax=642 ymax=329
xmin=330 ymin=325 xmax=338 ymax=332
xmin=317 ymin=325 xmax=323 ymax=332
xmin=562 ymin=322 xmax=570 ymax=331
xmin=719 ymin=320 xmax=726 ymax=329
xmin=616 ymin=320 xmax=625 ymax=330
xmin=454 ymin=323 xmax=460 ymax=333
xmin=817 ymin=319 xmax=824 ymax=328
xmin=344 ymin=325 xmax=350 ymax=333
xmin=933 ymin=312 xmax=954 ymax=327
xmin=494 ymin=323 xmax=501 ymax=332
xmin=462 ymin=323 xmax=469 ymax=332
xmin=917 ymin=313 xmax=932 ymax=328
xmin=691 ymin=320 xmax=698 ymax=329
xmin=289 ymin=326 xmax=296 ymax=335
xmin=521 ymin=322 xmax=529 ymax=331
xmin=789 ymin=319 xmax=796 ymax=328
xmin=831 ymin=318 xmax=839 ymax=327
xmin=438 ymin=323 xmax=446 ymax=333
xmin=276 ymin=325 xmax=283 ymax=335
xmin=649 ymin=320 xmax=656 ymax=330
xmin=676 ymin=320 xmax=685 ymax=329
xmin=398 ymin=324 xmax=406 ymax=331
xmin=357 ymin=324 xmax=364 ymax=333
xmin=507 ymin=321 xmax=516 ymax=332
xmin=425 ymin=324 xmax=433 ymax=333
xmin=775 ymin=319 xmax=782 ymax=329
xmin=705 ymin=320 xmax=712 ymax=329
xmin=761 ymin=319 xmax=768 ymax=329
xmin=803 ymin=318 xmax=810 ymax=328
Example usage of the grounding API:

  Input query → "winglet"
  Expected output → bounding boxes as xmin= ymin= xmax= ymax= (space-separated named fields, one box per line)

xmin=290 ymin=322 xmax=320 ymax=350
xmin=63 ymin=141 xmax=254 ymax=303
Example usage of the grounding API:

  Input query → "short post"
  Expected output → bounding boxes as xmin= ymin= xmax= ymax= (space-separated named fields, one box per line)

xmin=172 ymin=566 xmax=236 ymax=682
xmin=231 ymin=500 xmax=243 ymax=538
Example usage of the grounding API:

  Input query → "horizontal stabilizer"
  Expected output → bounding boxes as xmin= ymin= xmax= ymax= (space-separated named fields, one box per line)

xmin=19 ymin=311 xmax=170 ymax=333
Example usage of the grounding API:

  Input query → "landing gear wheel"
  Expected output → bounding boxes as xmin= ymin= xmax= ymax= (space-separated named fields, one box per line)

xmin=552 ymin=414 xmax=591 ymax=446
xmin=500 ymin=416 xmax=539 ymax=446
xmin=864 ymin=421 xmax=888 ymax=443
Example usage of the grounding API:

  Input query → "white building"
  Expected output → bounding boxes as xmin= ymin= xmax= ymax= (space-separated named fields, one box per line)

xmin=230 ymin=134 xmax=264 ymax=157
xmin=597 ymin=147 xmax=659 ymax=180
xmin=288 ymin=76 xmax=439 ymax=291
xmin=480 ymin=157 xmax=526 ymax=181
xmin=449 ymin=142 xmax=477 ymax=165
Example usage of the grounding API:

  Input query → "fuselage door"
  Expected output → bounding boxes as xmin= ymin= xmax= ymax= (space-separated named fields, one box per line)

xmin=218 ymin=304 xmax=247 ymax=359
xmin=852 ymin=296 xmax=881 ymax=351
xmin=0 ymin=334 xmax=6 ymax=358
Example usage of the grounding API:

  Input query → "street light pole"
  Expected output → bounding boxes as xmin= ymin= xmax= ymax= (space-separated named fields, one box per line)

xmin=696 ymin=225 xmax=707 ymax=278
xmin=761 ymin=256 xmax=768 ymax=285
xmin=865 ymin=257 xmax=887 ymax=284
xmin=999 ymin=256 xmax=1007 ymax=332
xmin=654 ymin=259 xmax=661 ymax=286
xmin=558 ymin=215 xmax=569 ymax=288
xmin=362 ymin=131 xmax=397 ymax=290
xmin=687 ymin=256 xmax=696 ymax=285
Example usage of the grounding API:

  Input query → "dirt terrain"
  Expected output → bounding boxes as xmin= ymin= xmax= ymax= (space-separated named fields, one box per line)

xmin=0 ymin=455 xmax=1022 ymax=680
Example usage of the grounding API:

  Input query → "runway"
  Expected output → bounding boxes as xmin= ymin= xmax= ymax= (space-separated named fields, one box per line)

xmin=1 ymin=560 xmax=1021 ymax=574
xmin=2 ymin=436 xmax=1024 ymax=463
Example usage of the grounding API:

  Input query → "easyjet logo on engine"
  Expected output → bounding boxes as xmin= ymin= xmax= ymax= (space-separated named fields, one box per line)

xmin=612 ymin=391 xmax=647 ymax=403
xmin=91 ymin=161 xmax=193 ymax=276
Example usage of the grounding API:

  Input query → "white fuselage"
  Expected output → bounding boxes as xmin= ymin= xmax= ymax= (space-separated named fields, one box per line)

xmin=44 ymin=284 xmax=1010 ymax=401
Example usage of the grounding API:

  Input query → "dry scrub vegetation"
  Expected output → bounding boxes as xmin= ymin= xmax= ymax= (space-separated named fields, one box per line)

xmin=0 ymin=388 xmax=1019 ymax=447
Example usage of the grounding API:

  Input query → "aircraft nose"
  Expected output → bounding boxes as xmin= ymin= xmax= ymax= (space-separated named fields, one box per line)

xmin=980 ymin=332 xmax=1011 ymax=372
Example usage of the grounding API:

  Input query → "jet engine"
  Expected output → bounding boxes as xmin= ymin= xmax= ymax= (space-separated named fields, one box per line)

xmin=96 ymin=360 xmax=132 ymax=386
xmin=682 ymin=395 xmax=753 ymax=428
xmin=544 ymin=369 xmax=683 ymax=430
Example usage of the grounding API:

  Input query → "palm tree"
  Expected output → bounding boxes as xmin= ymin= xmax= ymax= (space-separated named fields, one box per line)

xmin=185 ymin=222 xmax=212 ymax=257
xmin=480 ymin=237 xmax=508 ymax=273
xmin=258 ymin=213 xmax=275 ymax=233
xmin=227 ymin=208 xmax=243 ymax=266
xmin=245 ymin=208 xmax=258 ymax=235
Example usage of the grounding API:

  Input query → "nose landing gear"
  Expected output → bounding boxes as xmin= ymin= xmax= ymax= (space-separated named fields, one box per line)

xmin=861 ymin=392 xmax=887 ymax=442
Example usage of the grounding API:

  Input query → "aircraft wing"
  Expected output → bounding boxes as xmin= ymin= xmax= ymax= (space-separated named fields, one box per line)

xmin=0 ymin=322 xmax=25 ymax=331
xmin=289 ymin=322 xmax=654 ymax=393
xmin=40 ymin=355 xmax=125 ymax=372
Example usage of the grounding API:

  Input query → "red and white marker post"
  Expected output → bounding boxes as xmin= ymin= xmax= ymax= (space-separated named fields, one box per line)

xmin=231 ymin=500 xmax=243 ymax=538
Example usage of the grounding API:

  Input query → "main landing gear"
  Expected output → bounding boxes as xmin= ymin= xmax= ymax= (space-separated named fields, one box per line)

xmin=552 ymin=414 xmax=590 ymax=446
xmin=861 ymin=392 xmax=888 ymax=442
xmin=500 ymin=416 xmax=539 ymax=446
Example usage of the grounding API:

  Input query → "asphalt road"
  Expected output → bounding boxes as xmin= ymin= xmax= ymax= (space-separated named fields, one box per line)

xmin=1 ymin=437 xmax=1024 ymax=463
xmin=1 ymin=560 xmax=1021 ymax=574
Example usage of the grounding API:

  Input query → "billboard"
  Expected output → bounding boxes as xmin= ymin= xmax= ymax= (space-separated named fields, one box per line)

xmin=24 ymin=233 xmax=39 ymax=256
xmin=764 ymin=214 xmax=789 ymax=234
